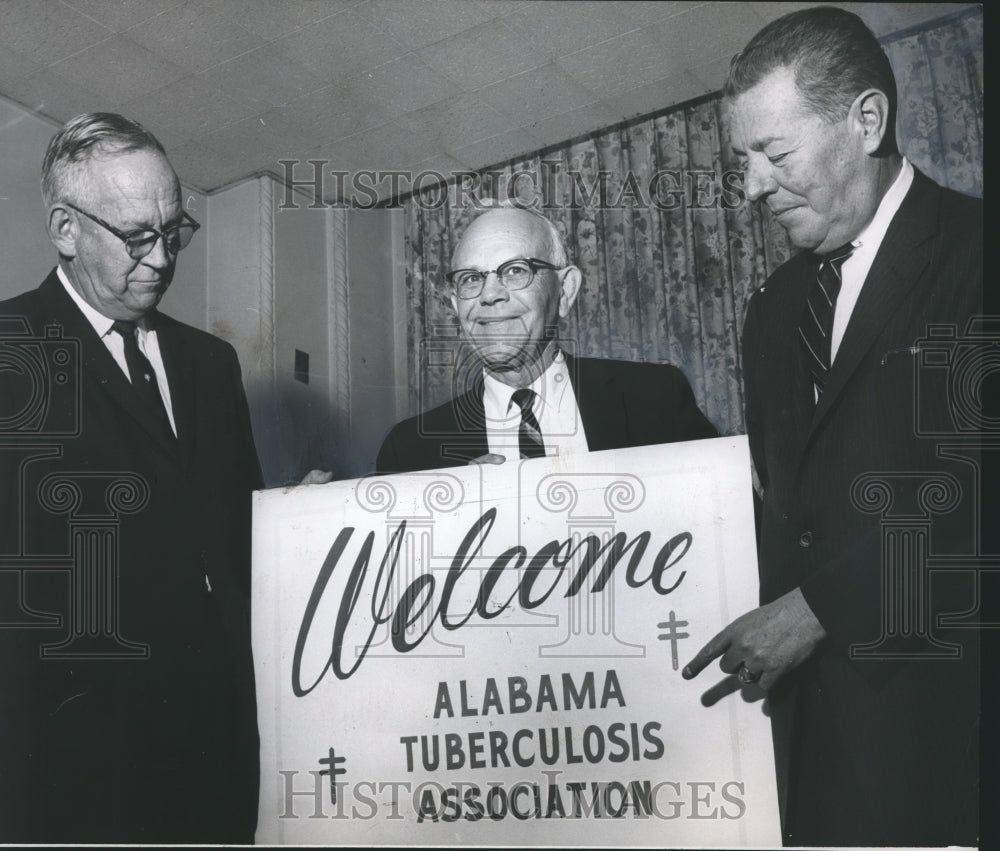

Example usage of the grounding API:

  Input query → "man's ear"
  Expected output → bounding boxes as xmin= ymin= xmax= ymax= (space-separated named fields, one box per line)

xmin=557 ymin=266 xmax=582 ymax=318
xmin=47 ymin=205 xmax=77 ymax=257
xmin=852 ymin=88 xmax=891 ymax=155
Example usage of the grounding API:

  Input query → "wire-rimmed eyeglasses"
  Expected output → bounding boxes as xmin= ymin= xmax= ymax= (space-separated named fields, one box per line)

xmin=67 ymin=202 xmax=201 ymax=260
xmin=446 ymin=257 xmax=561 ymax=299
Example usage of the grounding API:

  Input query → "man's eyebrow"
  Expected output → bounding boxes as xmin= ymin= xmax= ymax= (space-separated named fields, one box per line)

xmin=737 ymin=135 xmax=785 ymax=154
xmin=120 ymin=214 xmax=185 ymax=231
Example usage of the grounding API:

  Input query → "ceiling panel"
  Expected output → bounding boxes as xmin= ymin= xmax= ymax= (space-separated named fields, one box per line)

xmin=124 ymin=0 xmax=267 ymax=73
xmin=211 ymin=0 xmax=360 ymax=39
xmin=269 ymin=9 xmax=405 ymax=81
xmin=0 ymin=1 xmax=973 ymax=202
xmin=357 ymin=0 xmax=503 ymax=50
xmin=194 ymin=44 xmax=325 ymax=109
xmin=60 ymin=0 xmax=186 ymax=32
xmin=415 ymin=19 xmax=546 ymax=92
xmin=49 ymin=36 xmax=189 ymax=105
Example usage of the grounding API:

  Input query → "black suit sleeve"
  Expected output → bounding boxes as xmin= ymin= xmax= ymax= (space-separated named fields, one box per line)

xmin=375 ymin=423 xmax=405 ymax=474
xmin=662 ymin=364 xmax=719 ymax=441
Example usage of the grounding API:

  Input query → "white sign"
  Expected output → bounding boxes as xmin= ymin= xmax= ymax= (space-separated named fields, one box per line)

xmin=252 ymin=437 xmax=780 ymax=845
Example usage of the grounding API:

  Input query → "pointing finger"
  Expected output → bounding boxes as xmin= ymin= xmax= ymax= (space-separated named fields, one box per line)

xmin=682 ymin=628 xmax=731 ymax=680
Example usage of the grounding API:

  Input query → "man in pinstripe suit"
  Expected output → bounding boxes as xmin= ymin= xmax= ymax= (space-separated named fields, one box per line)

xmin=683 ymin=7 xmax=981 ymax=846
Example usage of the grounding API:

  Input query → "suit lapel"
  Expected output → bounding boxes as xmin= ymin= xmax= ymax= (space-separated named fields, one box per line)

xmin=565 ymin=354 xmax=620 ymax=451
xmin=39 ymin=273 xmax=180 ymax=461
xmin=808 ymin=171 xmax=939 ymax=438
xmin=438 ymin=379 xmax=489 ymax=464
xmin=154 ymin=315 xmax=197 ymax=470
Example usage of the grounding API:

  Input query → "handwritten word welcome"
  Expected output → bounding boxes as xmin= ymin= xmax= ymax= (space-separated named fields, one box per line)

xmin=292 ymin=508 xmax=693 ymax=696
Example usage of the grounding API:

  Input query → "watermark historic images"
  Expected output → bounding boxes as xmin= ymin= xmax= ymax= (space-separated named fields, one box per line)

xmin=277 ymin=159 xmax=746 ymax=211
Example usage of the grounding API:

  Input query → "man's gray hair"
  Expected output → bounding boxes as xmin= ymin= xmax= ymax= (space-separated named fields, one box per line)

xmin=41 ymin=112 xmax=168 ymax=207
xmin=461 ymin=199 xmax=570 ymax=268
xmin=724 ymin=6 xmax=898 ymax=155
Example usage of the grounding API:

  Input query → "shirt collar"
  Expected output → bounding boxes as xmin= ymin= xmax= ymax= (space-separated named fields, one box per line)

xmin=482 ymin=349 xmax=571 ymax=418
xmin=56 ymin=264 xmax=152 ymax=337
xmin=848 ymin=157 xmax=914 ymax=255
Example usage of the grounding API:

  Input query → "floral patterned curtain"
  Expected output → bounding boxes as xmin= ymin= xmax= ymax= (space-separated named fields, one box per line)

xmin=402 ymin=8 xmax=982 ymax=437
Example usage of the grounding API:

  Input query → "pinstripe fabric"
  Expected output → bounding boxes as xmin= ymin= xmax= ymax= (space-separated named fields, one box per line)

xmin=798 ymin=243 xmax=854 ymax=393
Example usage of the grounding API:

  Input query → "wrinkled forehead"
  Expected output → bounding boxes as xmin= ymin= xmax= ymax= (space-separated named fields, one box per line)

xmin=85 ymin=149 xmax=181 ymax=212
xmin=452 ymin=210 xmax=552 ymax=269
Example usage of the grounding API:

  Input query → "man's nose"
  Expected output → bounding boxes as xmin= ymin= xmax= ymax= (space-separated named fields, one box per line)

xmin=479 ymin=271 xmax=509 ymax=304
xmin=142 ymin=234 xmax=173 ymax=269
xmin=744 ymin=157 xmax=777 ymax=202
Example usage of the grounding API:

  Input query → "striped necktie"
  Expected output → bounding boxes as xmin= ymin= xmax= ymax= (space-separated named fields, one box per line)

xmin=511 ymin=388 xmax=545 ymax=459
xmin=798 ymin=242 xmax=854 ymax=394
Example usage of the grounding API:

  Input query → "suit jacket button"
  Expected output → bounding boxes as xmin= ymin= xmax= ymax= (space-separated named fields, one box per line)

xmin=798 ymin=531 xmax=813 ymax=547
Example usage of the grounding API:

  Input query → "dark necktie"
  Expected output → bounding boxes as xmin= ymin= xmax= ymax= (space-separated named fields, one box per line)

xmin=111 ymin=319 xmax=175 ymax=439
xmin=511 ymin=388 xmax=545 ymax=459
xmin=798 ymin=242 xmax=855 ymax=394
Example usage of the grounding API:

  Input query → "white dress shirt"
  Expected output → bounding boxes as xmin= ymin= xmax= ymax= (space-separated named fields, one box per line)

xmin=831 ymin=157 xmax=914 ymax=363
xmin=57 ymin=265 xmax=177 ymax=435
xmin=482 ymin=349 xmax=589 ymax=459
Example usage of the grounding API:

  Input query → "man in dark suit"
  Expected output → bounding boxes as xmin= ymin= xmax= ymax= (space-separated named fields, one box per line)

xmin=376 ymin=205 xmax=716 ymax=474
xmin=683 ymin=8 xmax=981 ymax=847
xmin=0 ymin=114 xmax=262 ymax=843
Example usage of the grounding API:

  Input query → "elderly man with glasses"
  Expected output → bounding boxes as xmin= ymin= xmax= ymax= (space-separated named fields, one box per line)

xmin=376 ymin=204 xmax=716 ymax=474
xmin=0 ymin=113 xmax=262 ymax=843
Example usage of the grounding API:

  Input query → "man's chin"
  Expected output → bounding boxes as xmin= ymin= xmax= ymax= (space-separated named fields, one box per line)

xmin=477 ymin=346 xmax=534 ymax=374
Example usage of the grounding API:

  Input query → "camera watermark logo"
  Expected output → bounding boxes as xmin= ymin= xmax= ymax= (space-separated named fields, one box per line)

xmin=1 ymin=318 xmax=149 ymax=658
xmin=850 ymin=316 xmax=1000 ymax=659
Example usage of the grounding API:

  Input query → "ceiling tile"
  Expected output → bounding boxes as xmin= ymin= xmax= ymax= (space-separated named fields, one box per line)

xmin=166 ymin=139 xmax=246 ymax=191
xmin=555 ymin=27 xmax=686 ymax=99
xmin=526 ymin=101 xmax=622 ymax=150
xmin=342 ymin=56 xmax=461 ymax=118
xmin=643 ymin=3 xmax=770 ymax=67
xmin=398 ymin=94 xmax=514 ymax=153
xmin=261 ymin=85 xmax=393 ymax=148
xmin=3 ymin=68 xmax=121 ymax=125
xmin=121 ymin=77 xmax=261 ymax=149
xmin=357 ymin=0 xmax=497 ymax=49
xmin=602 ymin=71 xmax=711 ymax=123
xmin=0 ymin=44 xmax=43 ymax=86
xmin=196 ymin=45 xmax=325 ymax=109
xmin=60 ymin=0 xmax=186 ymax=32
xmin=448 ymin=128 xmax=545 ymax=173
xmin=330 ymin=120 xmax=439 ymax=173
xmin=478 ymin=63 xmax=600 ymax=124
xmin=500 ymin=1 xmax=693 ymax=61
xmin=270 ymin=9 xmax=404 ymax=82
xmin=415 ymin=19 xmax=547 ymax=92
xmin=687 ymin=56 xmax=733 ymax=95
xmin=2 ymin=0 xmax=113 ymax=64
xmin=212 ymin=0 xmax=359 ymax=40
xmin=124 ymin=0 xmax=265 ymax=73
xmin=49 ymin=36 xmax=188 ymax=104
xmin=198 ymin=113 xmax=303 ymax=169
